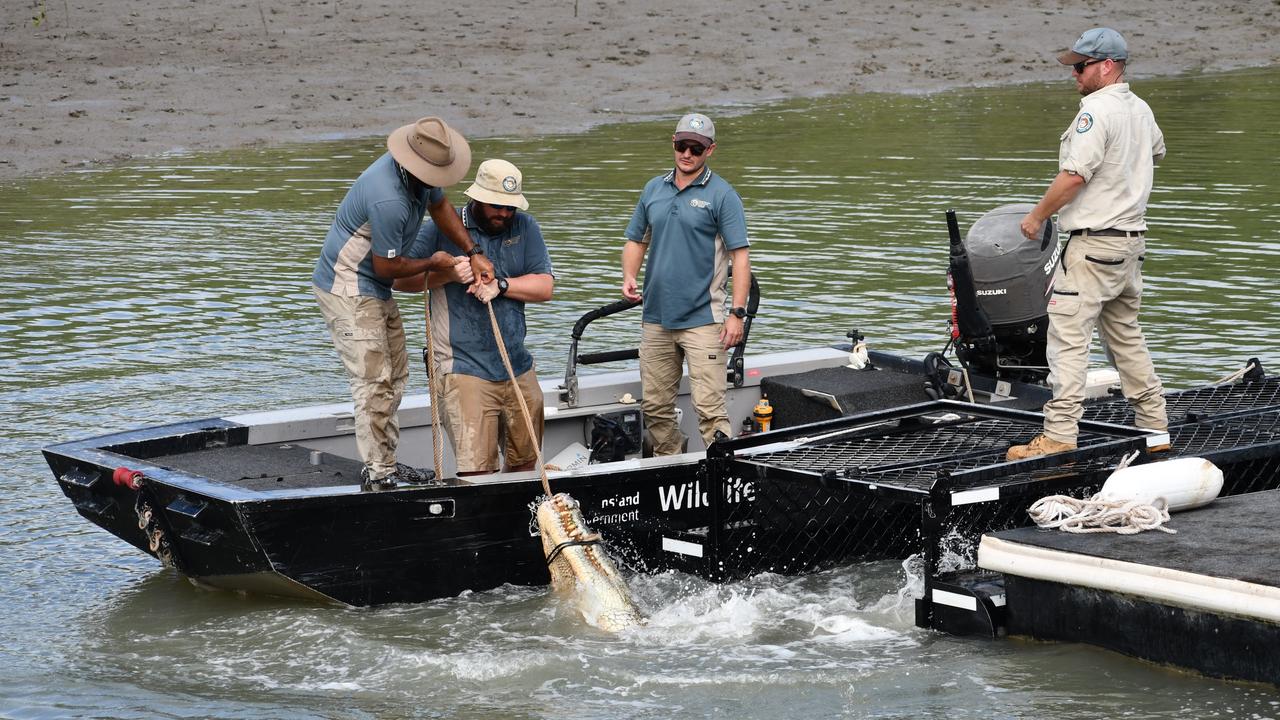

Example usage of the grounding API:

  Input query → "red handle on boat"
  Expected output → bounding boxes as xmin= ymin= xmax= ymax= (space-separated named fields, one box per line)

xmin=113 ymin=467 xmax=143 ymax=490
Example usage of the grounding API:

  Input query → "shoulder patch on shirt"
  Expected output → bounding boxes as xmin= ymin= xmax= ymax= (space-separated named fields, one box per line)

xmin=1075 ymin=112 xmax=1094 ymax=134
xmin=689 ymin=199 xmax=711 ymax=209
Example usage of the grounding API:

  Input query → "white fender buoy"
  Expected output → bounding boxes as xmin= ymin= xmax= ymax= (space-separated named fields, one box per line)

xmin=1098 ymin=457 xmax=1223 ymax=512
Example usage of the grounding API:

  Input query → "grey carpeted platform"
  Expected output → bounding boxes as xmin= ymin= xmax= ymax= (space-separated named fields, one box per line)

xmin=993 ymin=489 xmax=1280 ymax=587
xmin=150 ymin=443 xmax=366 ymax=491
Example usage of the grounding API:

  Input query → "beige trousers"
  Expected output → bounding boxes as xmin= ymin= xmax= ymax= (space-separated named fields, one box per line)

xmin=314 ymin=287 xmax=409 ymax=478
xmin=640 ymin=322 xmax=731 ymax=455
xmin=1043 ymin=234 xmax=1167 ymax=443
xmin=439 ymin=369 xmax=544 ymax=473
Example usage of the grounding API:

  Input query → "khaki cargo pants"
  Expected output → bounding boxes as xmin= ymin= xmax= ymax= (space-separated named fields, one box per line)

xmin=314 ymin=287 xmax=408 ymax=479
xmin=438 ymin=368 xmax=544 ymax=474
xmin=1043 ymin=234 xmax=1167 ymax=444
xmin=640 ymin=322 xmax=732 ymax=455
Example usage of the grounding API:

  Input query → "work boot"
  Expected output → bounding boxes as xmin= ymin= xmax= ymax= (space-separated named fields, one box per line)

xmin=1006 ymin=434 xmax=1076 ymax=462
xmin=390 ymin=462 xmax=436 ymax=484
xmin=359 ymin=467 xmax=396 ymax=492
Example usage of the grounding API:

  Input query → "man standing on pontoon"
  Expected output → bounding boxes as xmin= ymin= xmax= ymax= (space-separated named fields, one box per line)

xmin=1007 ymin=28 xmax=1169 ymax=461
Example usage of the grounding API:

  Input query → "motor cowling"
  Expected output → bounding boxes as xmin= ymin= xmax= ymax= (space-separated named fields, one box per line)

xmin=950 ymin=203 xmax=1060 ymax=382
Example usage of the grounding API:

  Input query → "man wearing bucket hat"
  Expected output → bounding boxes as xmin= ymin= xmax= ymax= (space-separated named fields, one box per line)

xmin=621 ymin=112 xmax=751 ymax=455
xmin=313 ymin=116 xmax=494 ymax=491
xmin=396 ymin=159 xmax=554 ymax=475
xmin=1008 ymin=28 xmax=1170 ymax=461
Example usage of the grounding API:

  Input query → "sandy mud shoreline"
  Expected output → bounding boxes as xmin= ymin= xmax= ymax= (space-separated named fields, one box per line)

xmin=2 ymin=0 xmax=1277 ymax=181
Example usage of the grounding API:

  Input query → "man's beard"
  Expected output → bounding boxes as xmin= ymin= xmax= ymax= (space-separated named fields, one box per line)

xmin=480 ymin=214 xmax=513 ymax=234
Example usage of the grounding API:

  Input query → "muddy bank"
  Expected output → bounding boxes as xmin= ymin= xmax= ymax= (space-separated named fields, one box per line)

xmin=2 ymin=0 xmax=1277 ymax=181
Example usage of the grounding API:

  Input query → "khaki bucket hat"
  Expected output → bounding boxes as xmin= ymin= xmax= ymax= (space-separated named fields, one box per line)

xmin=386 ymin=117 xmax=471 ymax=187
xmin=463 ymin=159 xmax=529 ymax=210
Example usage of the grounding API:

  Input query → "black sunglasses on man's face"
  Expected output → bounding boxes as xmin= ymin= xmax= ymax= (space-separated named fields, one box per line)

xmin=673 ymin=141 xmax=707 ymax=157
xmin=1072 ymin=58 xmax=1105 ymax=73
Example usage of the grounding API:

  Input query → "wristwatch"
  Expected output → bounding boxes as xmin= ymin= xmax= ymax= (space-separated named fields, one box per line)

xmin=730 ymin=306 xmax=747 ymax=318
xmin=466 ymin=245 xmax=485 ymax=257
xmin=496 ymin=277 xmax=509 ymax=296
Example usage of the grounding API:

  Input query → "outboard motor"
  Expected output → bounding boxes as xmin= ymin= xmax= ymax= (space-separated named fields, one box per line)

xmin=948 ymin=203 xmax=1059 ymax=383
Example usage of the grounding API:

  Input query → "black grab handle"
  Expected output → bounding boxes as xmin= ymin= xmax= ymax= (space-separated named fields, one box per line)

xmin=577 ymin=348 xmax=640 ymax=365
xmin=571 ymin=298 xmax=642 ymax=340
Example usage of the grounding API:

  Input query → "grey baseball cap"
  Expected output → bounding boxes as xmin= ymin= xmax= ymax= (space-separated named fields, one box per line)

xmin=1058 ymin=27 xmax=1128 ymax=64
xmin=674 ymin=113 xmax=715 ymax=147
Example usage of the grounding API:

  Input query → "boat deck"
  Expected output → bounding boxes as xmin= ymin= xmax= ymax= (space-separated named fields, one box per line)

xmin=150 ymin=443 xmax=366 ymax=491
xmin=980 ymin=490 xmax=1280 ymax=685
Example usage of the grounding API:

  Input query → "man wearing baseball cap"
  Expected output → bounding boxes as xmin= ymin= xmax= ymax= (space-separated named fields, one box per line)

xmin=396 ymin=159 xmax=555 ymax=475
xmin=1008 ymin=28 xmax=1170 ymax=461
xmin=622 ymin=112 xmax=752 ymax=455
xmin=313 ymin=116 xmax=494 ymax=490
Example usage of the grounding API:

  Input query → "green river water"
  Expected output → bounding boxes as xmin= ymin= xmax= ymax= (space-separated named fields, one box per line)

xmin=2 ymin=68 xmax=1279 ymax=718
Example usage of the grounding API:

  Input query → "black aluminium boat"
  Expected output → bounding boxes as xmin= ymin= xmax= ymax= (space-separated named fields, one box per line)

xmin=44 ymin=206 xmax=1280 ymax=629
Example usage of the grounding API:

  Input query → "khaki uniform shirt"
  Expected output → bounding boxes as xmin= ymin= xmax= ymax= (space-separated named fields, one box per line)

xmin=1057 ymin=83 xmax=1166 ymax=233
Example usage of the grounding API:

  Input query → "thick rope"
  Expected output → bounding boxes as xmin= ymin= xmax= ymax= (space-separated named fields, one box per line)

xmin=1214 ymin=360 xmax=1258 ymax=385
xmin=1028 ymin=493 xmax=1175 ymax=534
xmin=486 ymin=302 xmax=552 ymax=497
xmin=423 ymin=291 xmax=445 ymax=481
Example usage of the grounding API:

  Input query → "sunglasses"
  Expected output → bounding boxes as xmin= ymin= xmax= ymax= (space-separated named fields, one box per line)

xmin=673 ymin=141 xmax=707 ymax=156
xmin=484 ymin=201 xmax=517 ymax=212
xmin=1072 ymin=58 xmax=1105 ymax=73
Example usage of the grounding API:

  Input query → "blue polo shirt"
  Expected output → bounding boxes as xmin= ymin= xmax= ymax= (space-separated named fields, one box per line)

xmin=313 ymin=152 xmax=444 ymax=300
xmin=624 ymin=167 xmax=749 ymax=329
xmin=410 ymin=204 xmax=554 ymax=381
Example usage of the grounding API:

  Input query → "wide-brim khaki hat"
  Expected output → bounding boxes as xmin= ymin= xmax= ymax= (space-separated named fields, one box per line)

xmin=463 ymin=158 xmax=529 ymax=210
xmin=387 ymin=117 xmax=471 ymax=187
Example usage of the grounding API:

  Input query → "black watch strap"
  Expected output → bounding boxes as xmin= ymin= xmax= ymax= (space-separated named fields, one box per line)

xmin=497 ymin=277 xmax=509 ymax=296
xmin=466 ymin=245 xmax=485 ymax=256
xmin=731 ymin=306 xmax=747 ymax=318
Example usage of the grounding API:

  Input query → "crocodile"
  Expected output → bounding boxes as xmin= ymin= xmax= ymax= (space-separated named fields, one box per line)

xmin=536 ymin=493 xmax=644 ymax=632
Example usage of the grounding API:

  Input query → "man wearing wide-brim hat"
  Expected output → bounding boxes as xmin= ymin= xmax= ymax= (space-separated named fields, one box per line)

xmin=395 ymin=159 xmax=555 ymax=475
xmin=313 ymin=116 xmax=495 ymax=490
xmin=1008 ymin=28 xmax=1170 ymax=461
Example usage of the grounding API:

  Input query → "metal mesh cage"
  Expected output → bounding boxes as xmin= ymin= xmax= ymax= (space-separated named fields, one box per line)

xmin=714 ymin=475 xmax=920 ymax=580
xmin=1082 ymin=377 xmax=1280 ymax=426
xmin=697 ymin=390 xmax=1280 ymax=584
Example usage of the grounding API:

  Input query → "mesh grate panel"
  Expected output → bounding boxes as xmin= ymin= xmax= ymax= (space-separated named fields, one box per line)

xmin=751 ymin=418 xmax=1028 ymax=477
xmin=716 ymin=475 xmax=920 ymax=580
xmin=1166 ymin=416 xmax=1279 ymax=459
xmin=1082 ymin=377 xmax=1280 ymax=426
xmin=851 ymin=435 xmax=1123 ymax=492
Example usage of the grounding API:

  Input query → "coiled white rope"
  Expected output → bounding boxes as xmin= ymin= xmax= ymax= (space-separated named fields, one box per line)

xmin=1028 ymin=493 xmax=1175 ymax=534
xmin=1026 ymin=450 xmax=1177 ymax=534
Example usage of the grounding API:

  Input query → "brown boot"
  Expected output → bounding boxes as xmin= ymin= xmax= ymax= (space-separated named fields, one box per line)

xmin=1006 ymin=434 xmax=1076 ymax=461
